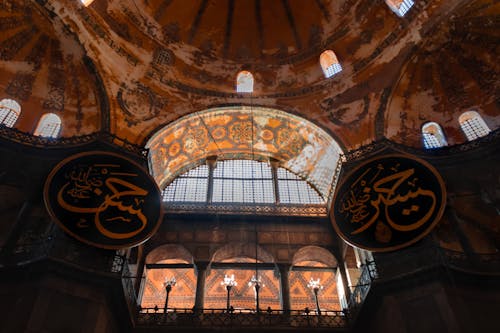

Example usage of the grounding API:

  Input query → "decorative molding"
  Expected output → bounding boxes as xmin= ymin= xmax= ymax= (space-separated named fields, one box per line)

xmin=164 ymin=202 xmax=327 ymax=217
xmin=343 ymin=129 xmax=500 ymax=163
xmin=0 ymin=126 xmax=148 ymax=158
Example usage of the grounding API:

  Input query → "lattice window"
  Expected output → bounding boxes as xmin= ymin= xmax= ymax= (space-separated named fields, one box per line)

xmin=162 ymin=165 xmax=209 ymax=202
xmin=385 ymin=0 xmax=414 ymax=17
xmin=212 ymin=160 xmax=274 ymax=204
xmin=162 ymin=159 xmax=326 ymax=208
xmin=320 ymin=50 xmax=342 ymax=78
xmin=33 ymin=113 xmax=61 ymax=138
xmin=236 ymin=71 xmax=254 ymax=93
xmin=277 ymin=168 xmax=324 ymax=204
xmin=0 ymin=98 xmax=21 ymax=128
xmin=459 ymin=111 xmax=491 ymax=141
xmin=422 ymin=122 xmax=447 ymax=149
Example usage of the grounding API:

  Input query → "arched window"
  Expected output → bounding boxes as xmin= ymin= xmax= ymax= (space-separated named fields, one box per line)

xmin=320 ymin=50 xmax=342 ymax=78
xmin=459 ymin=111 xmax=491 ymax=141
xmin=34 ymin=113 xmax=61 ymax=138
xmin=422 ymin=122 xmax=447 ymax=149
xmin=290 ymin=247 xmax=341 ymax=313
xmin=385 ymin=0 xmax=414 ymax=17
xmin=80 ymin=0 xmax=95 ymax=6
xmin=195 ymin=243 xmax=281 ymax=311
xmin=162 ymin=159 xmax=324 ymax=206
xmin=140 ymin=245 xmax=196 ymax=311
xmin=236 ymin=71 xmax=254 ymax=93
xmin=0 ymin=99 xmax=21 ymax=128
xmin=146 ymin=106 xmax=344 ymax=215
xmin=204 ymin=256 xmax=281 ymax=311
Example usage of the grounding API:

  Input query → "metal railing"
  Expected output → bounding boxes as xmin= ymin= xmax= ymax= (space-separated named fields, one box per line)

xmin=374 ymin=244 xmax=500 ymax=280
xmin=441 ymin=248 xmax=500 ymax=275
xmin=4 ymin=231 xmax=499 ymax=330
xmin=136 ymin=307 xmax=347 ymax=329
xmin=122 ymin=244 xmax=500 ymax=329
xmin=1 ymin=233 xmax=125 ymax=275
xmin=348 ymin=261 xmax=378 ymax=312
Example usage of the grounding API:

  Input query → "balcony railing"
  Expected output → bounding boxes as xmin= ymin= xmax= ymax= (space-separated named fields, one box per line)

xmin=348 ymin=261 xmax=378 ymax=312
xmin=0 ymin=233 xmax=125 ymax=275
xmin=123 ymin=246 xmax=499 ymax=330
xmin=136 ymin=307 xmax=348 ymax=329
xmin=374 ymin=243 xmax=500 ymax=280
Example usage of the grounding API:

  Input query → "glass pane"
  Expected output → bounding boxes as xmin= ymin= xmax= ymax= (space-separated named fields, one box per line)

xmin=278 ymin=168 xmax=324 ymax=204
xmin=163 ymin=165 xmax=208 ymax=202
xmin=462 ymin=118 xmax=490 ymax=140
xmin=213 ymin=160 xmax=274 ymax=203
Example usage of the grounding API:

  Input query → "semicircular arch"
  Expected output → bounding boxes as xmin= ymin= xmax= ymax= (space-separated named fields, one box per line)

xmin=146 ymin=106 xmax=343 ymax=200
xmin=292 ymin=245 xmax=338 ymax=267
xmin=210 ymin=242 xmax=275 ymax=264
xmin=145 ymin=244 xmax=194 ymax=264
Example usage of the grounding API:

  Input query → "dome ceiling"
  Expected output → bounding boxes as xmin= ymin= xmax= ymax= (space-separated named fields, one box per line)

xmin=0 ymin=0 xmax=498 ymax=153
xmin=0 ymin=2 xmax=102 ymax=137
xmin=386 ymin=0 xmax=500 ymax=146
xmin=101 ymin=0 xmax=350 ymax=64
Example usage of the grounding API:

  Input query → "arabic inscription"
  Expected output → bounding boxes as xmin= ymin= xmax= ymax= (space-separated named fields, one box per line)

xmin=333 ymin=155 xmax=446 ymax=251
xmin=44 ymin=151 xmax=163 ymax=249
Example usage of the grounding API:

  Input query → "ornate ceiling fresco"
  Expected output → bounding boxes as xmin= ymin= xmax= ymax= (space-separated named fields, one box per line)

xmin=386 ymin=0 xmax=500 ymax=146
xmin=0 ymin=0 xmax=498 ymax=151
xmin=146 ymin=106 xmax=343 ymax=197
xmin=0 ymin=1 xmax=102 ymax=136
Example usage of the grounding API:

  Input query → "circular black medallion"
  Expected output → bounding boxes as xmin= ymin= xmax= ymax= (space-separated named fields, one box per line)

xmin=332 ymin=154 xmax=446 ymax=252
xmin=44 ymin=151 xmax=163 ymax=249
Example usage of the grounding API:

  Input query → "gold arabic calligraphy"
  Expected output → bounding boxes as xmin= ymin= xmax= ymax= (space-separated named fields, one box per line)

xmin=56 ymin=164 xmax=149 ymax=240
xmin=339 ymin=164 xmax=437 ymax=241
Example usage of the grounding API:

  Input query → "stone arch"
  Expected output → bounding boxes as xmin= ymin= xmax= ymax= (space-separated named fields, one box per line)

xmin=210 ymin=242 xmax=275 ymax=264
xmin=292 ymin=245 xmax=338 ymax=267
xmin=145 ymin=244 xmax=194 ymax=264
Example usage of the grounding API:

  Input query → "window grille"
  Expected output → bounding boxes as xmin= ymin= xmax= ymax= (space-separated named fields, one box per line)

xmin=162 ymin=159 xmax=325 ymax=207
xmin=277 ymin=168 xmax=324 ymax=204
xmin=0 ymin=99 xmax=21 ymax=127
xmin=162 ymin=165 xmax=208 ymax=202
xmin=459 ymin=111 xmax=490 ymax=141
xmin=34 ymin=113 xmax=61 ymax=138
xmin=422 ymin=122 xmax=447 ymax=149
xmin=236 ymin=71 xmax=254 ymax=93
xmin=212 ymin=160 xmax=274 ymax=204
xmin=320 ymin=50 xmax=342 ymax=78
xmin=386 ymin=0 xmax=414 ymax=17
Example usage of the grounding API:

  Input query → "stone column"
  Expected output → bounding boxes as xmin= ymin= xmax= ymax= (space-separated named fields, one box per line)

xmin=134 ymin=244 xmax=145 ymax=299
xmin=278 ymin=263 xmax=291 ymax=314
xmin=337 ymin=261 xmax=352 ymax=306
xmin=2 ymin=198 xmax=34 ymax=262
xmin=194 ymin=261 xmax=209 ymax=311
xmin=270 ymin=158 xmax=280 ymax=204
xmin=206 ymin=156 xmax=217 ymax=203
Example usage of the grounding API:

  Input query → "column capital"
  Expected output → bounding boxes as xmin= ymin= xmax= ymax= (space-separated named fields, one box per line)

xmin=205 ymin=156 xmax=218 ymax=168
xmin=277 ymin=262 xmax=291 ymax=273
xmin=269 ymin=158 xmax=280 ymax=169
xmin=194 ymin=261 xmax=210 ymax=272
